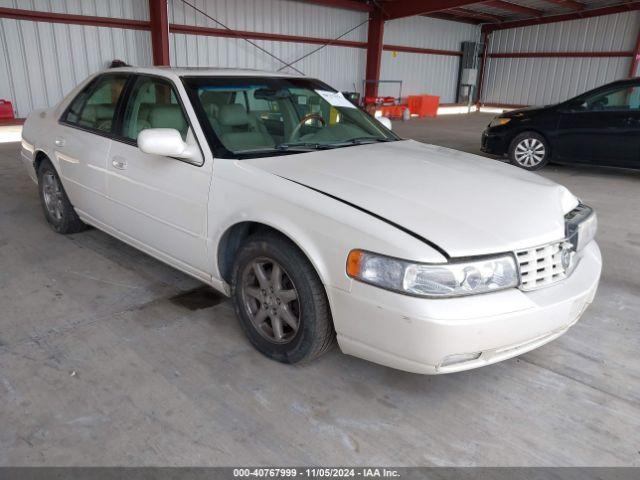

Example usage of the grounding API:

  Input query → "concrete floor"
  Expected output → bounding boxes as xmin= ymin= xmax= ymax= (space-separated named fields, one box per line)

xmin=1 ymin=113 xmax=639 ymax=466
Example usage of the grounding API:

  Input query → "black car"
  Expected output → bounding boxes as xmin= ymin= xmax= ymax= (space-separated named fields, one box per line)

xmin=481 ymin=77 xmax=640 ymax=170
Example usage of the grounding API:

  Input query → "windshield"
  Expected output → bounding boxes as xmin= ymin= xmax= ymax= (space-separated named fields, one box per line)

xmin=183 ymin=76 xmax=398 ymax=158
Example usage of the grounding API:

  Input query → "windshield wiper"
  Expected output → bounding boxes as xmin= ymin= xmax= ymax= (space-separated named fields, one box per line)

xmin=274 ymin=142 xmax=333 ymax=151
xmin=321 ymin=137 xmax=396 ymax=148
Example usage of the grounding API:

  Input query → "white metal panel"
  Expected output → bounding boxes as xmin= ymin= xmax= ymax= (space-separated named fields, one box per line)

xmin=383 ymin=15 xmax=480 ymax=51
xmin=490 ymin=11 xmax=640 ymax=53
xmin=482 ymin=56 xmax=631 ymax=106
xmin=170 ymin=32 xmax=366 ymax=93
xmin=380 ymin=16 xmax=479 ymax=102
xmin=168 ymin=0 xmax=368 ymax=42
xmin=0 ymin=0 xmax=149 ymax=20
xmin=482 ymin=11 xmax=640 ymax=105
xmin=0 ymin=18 xmax=152 ymax=117
xmin=379 ymin=51 xmax=462 ymax=103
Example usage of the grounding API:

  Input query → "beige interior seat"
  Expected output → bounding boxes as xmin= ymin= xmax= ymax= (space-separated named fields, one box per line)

xmin=217 ymin=104 xmax=274 ymax=151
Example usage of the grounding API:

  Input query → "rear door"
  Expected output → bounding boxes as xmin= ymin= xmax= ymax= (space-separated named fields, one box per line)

xmin=105 ymin=74 xmax=212 ymax=278
xmin=56 ymin=74 xmax=129 ymax=219
xmin=556 ymin=82 xmax=640 ymax=167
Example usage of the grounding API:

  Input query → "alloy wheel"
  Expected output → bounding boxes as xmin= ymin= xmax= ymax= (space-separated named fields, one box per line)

xmin=42 ymin=171 xmax=64 ymax=221
xmin=240 ymin=257 xmax=300 ymax=344
xmin=514 ymin=138 xmax=546 ymax=168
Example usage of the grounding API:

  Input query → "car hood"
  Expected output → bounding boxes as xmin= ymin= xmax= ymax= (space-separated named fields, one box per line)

xmin=246 ymin=140 xmax=578 ymax=257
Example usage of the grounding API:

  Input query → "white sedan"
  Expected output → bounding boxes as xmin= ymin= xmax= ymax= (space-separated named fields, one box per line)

xmin=20 ymin=66 xmax=601 ymax=374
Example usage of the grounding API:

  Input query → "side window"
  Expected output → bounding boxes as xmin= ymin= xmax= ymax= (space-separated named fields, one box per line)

xmin=584 ymin=85 xmax=640 ymax=111
xmin=121 ymin=77 xmax=189 ymax=141
xmin=66 ymin=75 xmax=127 ymax=132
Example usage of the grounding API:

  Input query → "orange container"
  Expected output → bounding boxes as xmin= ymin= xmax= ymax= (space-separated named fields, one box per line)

xmin=379 ymin=105 xmax=407 ymax=119
xmin=407 ymin=94 xmax=440 ymax=117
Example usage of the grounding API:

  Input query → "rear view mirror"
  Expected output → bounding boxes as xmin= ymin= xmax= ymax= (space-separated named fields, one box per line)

xmin=137 ymin=128 xmax=199 ymax=161
xmin=378 ymin=116 xmax=392 ymax=130
xmin=254 ymin=88 xmax=291 ymax=101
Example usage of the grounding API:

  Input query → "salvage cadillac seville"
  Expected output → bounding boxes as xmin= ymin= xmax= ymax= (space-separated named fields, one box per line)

xmin=20 ymin=67 xmax=601 ymax=374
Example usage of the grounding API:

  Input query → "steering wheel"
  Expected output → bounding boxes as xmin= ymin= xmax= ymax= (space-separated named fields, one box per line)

xmin=290 ymin=113 xmax=325 ymax=141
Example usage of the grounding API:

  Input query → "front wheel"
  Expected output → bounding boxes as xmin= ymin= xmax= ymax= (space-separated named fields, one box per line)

xmin=508 ymin=132 xmax=549 ymax=171
xmin=231 ymin=232 xmax=335 ymax=364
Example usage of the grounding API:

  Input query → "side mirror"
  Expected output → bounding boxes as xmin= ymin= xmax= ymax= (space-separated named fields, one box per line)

xmin=378 ymin=116 xmax=392 ymax=130
xmin=137 ymin=128 xmax=199 ymax=161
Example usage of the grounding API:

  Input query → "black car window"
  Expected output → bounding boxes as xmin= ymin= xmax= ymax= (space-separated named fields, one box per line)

xmin=583 ymin=85 xmax=640 ymax=111
xmin=68 ymin=75 xmax=128 ymax=133
xmin=121 ymin=76 xmax=189 ymax=142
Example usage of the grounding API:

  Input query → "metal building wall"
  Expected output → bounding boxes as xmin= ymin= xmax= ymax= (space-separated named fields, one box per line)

xmin=0 ymin=0 xmax=151 ymax=117
xmin=481 ymin=11 xmax=640 ymax=106
xmin=380 ymin=16 xmax=480 ymax=102
xmin=168 ymin=0 xmax=368 ymax=93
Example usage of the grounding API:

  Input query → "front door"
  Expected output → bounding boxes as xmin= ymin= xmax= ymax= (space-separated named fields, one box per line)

xmin=105 ymin=75 xmax=211 ymax=278
xmin=556 ymin=82 xmax=640 ymax=168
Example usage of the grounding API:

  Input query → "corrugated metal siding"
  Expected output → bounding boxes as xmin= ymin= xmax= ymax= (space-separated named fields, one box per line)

xmin=482 ymin=11 xmax=640 ymax=105
xmin=383 ymin=15 xmax=480 ymax=51
xmin=170 ymin=33 xmax=366 ymax=93
xmin=0 ymin=0 xmax=149 ymax=20
xmin=168 ymin=0 xmax=369 ymax=93
xmin=379 ymin=52 xmax=463 ymax=103
xmin=381 ymin=16 xmax=480 ymax=101
xmin=168 ymin=0 xmax=367 ymax=42
xmin=0 ymin=18 xmax=151 ymax=117
xmin=482 ymin=57 xmax=631 ymax=106
xmin=490 ymin=11 xmax=640 ymax=53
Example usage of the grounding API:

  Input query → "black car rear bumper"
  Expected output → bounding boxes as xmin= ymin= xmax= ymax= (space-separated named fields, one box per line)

xmin=481 ymin=129 xmax=509 ymax=156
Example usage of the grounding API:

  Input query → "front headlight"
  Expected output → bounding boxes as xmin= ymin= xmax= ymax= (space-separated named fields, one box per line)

xmin=347 ymin=250 xmax=519 ymax=298
xmin=489 ymin=117 xmax=511 ymax=128
xmin=565 ymin=204 xmax=597 ymax=251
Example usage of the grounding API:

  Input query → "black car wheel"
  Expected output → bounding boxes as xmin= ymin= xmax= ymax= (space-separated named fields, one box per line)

xmin=37 ymin=158 xmax=86 ymax=234
xmin=231 ymin=232 xmax=335 ymax=364
xmin=508 ymin=132 xmax=549 ymax=171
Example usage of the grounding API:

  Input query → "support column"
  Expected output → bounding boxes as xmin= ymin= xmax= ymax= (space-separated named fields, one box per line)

xmin=630 ymin=24 xmax=640 ymax=78
xmin=149 ymin=0 xmax=170 ymax=66
xmin=476 ymin=29 xmax=490 ymax=106
xmin=364 ymin=7 xmax=384 ymax=100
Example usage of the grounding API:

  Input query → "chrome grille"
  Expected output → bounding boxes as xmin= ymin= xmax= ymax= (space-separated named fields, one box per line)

xmin=516 ymin=241 xmax=569 ymax=291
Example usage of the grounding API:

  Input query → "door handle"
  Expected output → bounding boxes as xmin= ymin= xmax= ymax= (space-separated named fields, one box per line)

xmin=112 ymin=157 xmax=128 ymax=170
xmin=625 ymin=117 xmax=640 ymax=126
xmin=54 ymin=138 xmax=65 ymax=147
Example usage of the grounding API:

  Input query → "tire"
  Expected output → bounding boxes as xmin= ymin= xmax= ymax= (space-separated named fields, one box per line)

xmin=508 ymin=131 xmax=550 ymax=171
xmin=231 ymin=232 xmax=335 ymax=364
xmin=37 ymin=158 xmax=86 ymax=234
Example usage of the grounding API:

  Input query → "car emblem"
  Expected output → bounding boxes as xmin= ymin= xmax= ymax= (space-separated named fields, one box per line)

xmin=560 ymin=242 xmax=574 ymax=271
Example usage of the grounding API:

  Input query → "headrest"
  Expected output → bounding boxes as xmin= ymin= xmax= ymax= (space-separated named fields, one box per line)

xmin=148 ymin=104 xmax=186 ymax=132
xmin=82 ymin=104 xmax=114 ymax=122
xmin=219 ymin=104 xmax=248 ymax=127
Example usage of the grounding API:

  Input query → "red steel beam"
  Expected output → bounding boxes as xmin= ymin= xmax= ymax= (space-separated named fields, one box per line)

xmin=631 ymin=23 xmax=640 ymax=77
xmin=539 ymin=0 xmax=585 ymax=11
xmin=169 ymin=23 xmax=367 ymax=49
xmin=383 ymin=0 xmax=488 ymax=20
xmin=489 ymin=51 xmax=633 ymax=58
xmin=300 ymin=0 xmax=373 ymax=12
xmin=149 ymin=0 xmax=170 ymax=66
xmin=482 ymin=1 xmax=544 ymax=16
xmin=170 ymin=23 xmax=465 ymax=57
xmin=383 ymin=44 xmax=463 ymax=56
xmin=365 ymin=7 xmax=385 ymax=98
xmin=427 ymin=12 xmax=482 ymax=24
xmin=484 ymin=2 xmax=640 ymax=31
xmin=0 ymin=6 xmax=150 ymax=30
xmin=448 ymin=7 xmax=506 ymax=22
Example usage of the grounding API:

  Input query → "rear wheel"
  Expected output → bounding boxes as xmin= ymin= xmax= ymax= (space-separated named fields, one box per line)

xmin=508 ymin=132 xmax=549 ymax=171
xmin=37 ymin=159 xmax=86 ymax=234
xmin=231 ymin=232 xmax=335 ymax=364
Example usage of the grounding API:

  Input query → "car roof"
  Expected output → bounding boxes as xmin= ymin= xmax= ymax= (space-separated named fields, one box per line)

xmin=105 ymin=66 xmax=303 ymax=79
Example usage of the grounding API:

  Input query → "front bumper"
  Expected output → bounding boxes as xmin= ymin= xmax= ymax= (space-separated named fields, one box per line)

xmin=328 ymin=241 xmax=601 ymax=374
xmin=481 ymin=128 xmax=509 ymax=156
